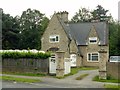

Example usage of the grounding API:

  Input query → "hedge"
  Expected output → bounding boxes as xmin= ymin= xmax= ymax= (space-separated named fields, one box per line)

xmin=0 ymin=51 xmax=51 ymax=59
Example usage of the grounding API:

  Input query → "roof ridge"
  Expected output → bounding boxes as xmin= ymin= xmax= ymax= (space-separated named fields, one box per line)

xmin=56 ymin=14 xmax=72 ymax=40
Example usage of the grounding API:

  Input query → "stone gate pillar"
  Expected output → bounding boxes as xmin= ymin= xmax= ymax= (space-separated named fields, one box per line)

xmin=99 ymin=49 xmax=108 ymax=79
xmin=56 ymin=51 xmax=65 ymax=77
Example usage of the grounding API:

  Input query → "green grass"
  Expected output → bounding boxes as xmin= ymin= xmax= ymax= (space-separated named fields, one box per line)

xmin=56 ymin=67 xmax=97 ymax=79
xmin=76 ymin=74 xmax=89 ymax=80
xmin=93 ymin=75 xmax=120 ymax=83
xmin=2 ymin=72 xmax=46 ymax=77
xmin=0 ymin=76 xmax=41 ymax=83
xmin=104 ymin=84 xmax=120 ymax=90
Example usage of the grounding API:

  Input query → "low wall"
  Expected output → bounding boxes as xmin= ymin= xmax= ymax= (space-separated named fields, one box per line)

xmin=106 ymin=62 xmax=120 ymax=79
xmin=2 ymin=58 xmax=49 ymax=74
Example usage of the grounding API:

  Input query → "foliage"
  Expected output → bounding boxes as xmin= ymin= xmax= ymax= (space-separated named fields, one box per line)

xmin=91 ymin=5 xmax=111 ymax=21
xmin=71 ymin=8 xmax=92 ymax=23
xmin=71 ymin=5 xmax=111 ymax=23
xmin=76 ymin=74 xmax=89 ymax=80
xmin=1 ymin=76 xmax=41 ymax=83
xmin=19 ymin=8 xmax=49 ymax=49
xmin=92 ymin=75 xmax=120 ymax=83
xmin=2 ymin=8 xmax=49 ymax=50
xmin=1 ymin=51 xmax=51 ymax=59
xmin=2 ymin=10 xmax=20 ymax=49
xmin=104 ymin=84 xmax=120 ymax=89
xmin=109 ymin=21 xmax=120 ymax=55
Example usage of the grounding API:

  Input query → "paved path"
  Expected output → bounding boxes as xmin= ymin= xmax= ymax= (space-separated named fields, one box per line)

xmin=1 ymin=70 xmax=119 ymax=88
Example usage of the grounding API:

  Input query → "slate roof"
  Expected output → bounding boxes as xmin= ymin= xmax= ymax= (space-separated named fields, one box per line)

xmin=69 ymin=22 xmax=108 ymax=45
xmin=56 ymin=14 xmax=108 ymax=46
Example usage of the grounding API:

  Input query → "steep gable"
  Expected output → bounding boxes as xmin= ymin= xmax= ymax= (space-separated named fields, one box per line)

xmin=69 ymin=22 xmax=108 ymax=46
xmin=86 ymin=25 xmax=99 ymax=44
xmin=41 ymin=13 xmax=70 ymax=52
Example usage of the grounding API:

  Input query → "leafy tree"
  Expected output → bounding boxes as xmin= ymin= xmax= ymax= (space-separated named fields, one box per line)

xmin=71 ymin=5 xmax=111 ymax=23
xmin=19 ymin=8 xmax=49 ymax=50
xmin=2 ymin=10 xmax=20 ymax=49
xmin=71 ymin=8 xmax=92 ymax=23
xmin=91 ymin=5 xmax=111 ymax=21
xmin=109 ymin=21 xmax=120 ymax=55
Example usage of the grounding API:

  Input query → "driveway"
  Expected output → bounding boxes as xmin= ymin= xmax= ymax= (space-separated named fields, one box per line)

xmin=2 ymin=70 xmax=106 ymax=88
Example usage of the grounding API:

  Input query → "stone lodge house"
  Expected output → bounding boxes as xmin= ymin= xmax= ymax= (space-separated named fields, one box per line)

xmin=41 ymin=11 xmax=109 ymax=67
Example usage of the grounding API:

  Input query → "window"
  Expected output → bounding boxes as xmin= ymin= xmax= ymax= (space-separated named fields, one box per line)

xmin=89 ymin=37 xmax=97 ymax=44
xmin=87 ymin=53 xmax=99 ymax=62
xmin=49 ymin=35 xmax=59 ymax=43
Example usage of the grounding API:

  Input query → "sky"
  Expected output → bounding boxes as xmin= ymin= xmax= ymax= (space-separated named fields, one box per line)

xmin=0 ymin=0 xmax=119 ymax=20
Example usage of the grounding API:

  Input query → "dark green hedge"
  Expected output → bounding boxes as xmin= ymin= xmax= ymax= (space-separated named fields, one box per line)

xmin=0 ymin=52 xmax=51 ymax=59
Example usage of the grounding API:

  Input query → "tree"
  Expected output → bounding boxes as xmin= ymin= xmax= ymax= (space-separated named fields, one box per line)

xmin=19 ymin=8 xmax=49 ymax=49
xmin=71 ymin=5 xmax=111 ymax=23
xmin=2 ymin=10 xmax=20 ymax=49
xmin=109 ymin=21 xmax=120 ymax=55
xmin=71 ymin=8 xmax=92 ymax=23
xmin=91 ymin=5 xmax=111 ymax=21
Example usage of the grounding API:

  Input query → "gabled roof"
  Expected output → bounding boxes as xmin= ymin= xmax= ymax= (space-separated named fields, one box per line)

xmin=55 ymin=13 xmax=108 ymax=46
xmin=56 ymin=15 xmax=72 ymax=40
xmin=69 ymin=22 xmax=108 ymax=45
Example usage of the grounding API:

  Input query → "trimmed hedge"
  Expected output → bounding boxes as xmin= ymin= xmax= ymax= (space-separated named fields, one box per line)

xmin=0 ymin=51 xmax=51 ymax=59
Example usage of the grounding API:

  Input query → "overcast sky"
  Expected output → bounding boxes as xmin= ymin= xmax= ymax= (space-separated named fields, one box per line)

xmin=0 ymin=0 xmax=119 ymax=20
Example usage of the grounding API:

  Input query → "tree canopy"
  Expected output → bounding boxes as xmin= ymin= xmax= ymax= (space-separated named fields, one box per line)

xmin=71 ymin=5 xmax=111 ymax=23
xmin=2 ymin=8 xmax=49 ymax=50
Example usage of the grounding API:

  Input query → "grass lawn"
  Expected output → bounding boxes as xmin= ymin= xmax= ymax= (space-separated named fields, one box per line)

xmin=93 ymin=75 xmax=120 ymax=83
xmin=104 ymin=84 xmax=120 ymax=90
xmin=0 ymin=76 xmax=41 ymax=83
xmin=76 ymin=74 xmax=89 ymax=80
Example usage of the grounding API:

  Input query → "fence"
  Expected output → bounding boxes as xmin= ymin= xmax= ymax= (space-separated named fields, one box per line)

xmin=2 ymin=58 xmax=49 ymax=74
xmin=106 ymin=62 xmax=120 ymax=79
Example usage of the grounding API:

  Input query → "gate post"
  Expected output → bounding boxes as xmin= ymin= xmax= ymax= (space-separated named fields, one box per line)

xmin=56 ymin=51 xmax=65 ymax=77
xmin=98 ymin=49 xmax=108 ymax=79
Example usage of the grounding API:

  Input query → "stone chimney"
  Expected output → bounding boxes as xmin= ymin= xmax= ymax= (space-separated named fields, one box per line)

xmin=56 ymin=11 xmax=68 ymax=23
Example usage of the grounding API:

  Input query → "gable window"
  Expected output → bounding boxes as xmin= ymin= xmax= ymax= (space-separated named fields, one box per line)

xmin=89 ymin=37 xmax=97 ymax=44
xmin=87 ymin=53 xmax=99 ymax=62
xmin=49 ymin=35 xmax=59 ymax=43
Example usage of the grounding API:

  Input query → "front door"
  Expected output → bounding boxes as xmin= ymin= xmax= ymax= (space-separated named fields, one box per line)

xmin=49 ymin=54 xmax=56 ymax=74
xmin=70 ymin=54 xmax=77 ymax=67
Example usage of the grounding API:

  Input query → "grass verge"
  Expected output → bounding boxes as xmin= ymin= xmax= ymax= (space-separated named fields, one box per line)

xmin=2 ymin=72 xmax=46 ymax=77
xmin=76 ymin=74 xmax=89 ymax=80
xmin=93 ymin=75 xmax=120 ymax=83
xmin=0 ymin=76 xmax=41 ymax=83
xmin=104 ymin=84 xmax=120 ymax=90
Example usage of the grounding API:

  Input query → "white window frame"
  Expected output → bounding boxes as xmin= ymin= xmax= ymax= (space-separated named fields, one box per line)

xmin=89 ymin=37 xmax=98 ymax=44
xmin=49 ymin=35 xmax=59 ymax=43
xmin=87 ymin=52 xmax=99 ymax=62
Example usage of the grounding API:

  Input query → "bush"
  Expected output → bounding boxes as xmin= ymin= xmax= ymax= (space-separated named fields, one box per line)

xmin=1 ymin=51 xmax=51 ymax=59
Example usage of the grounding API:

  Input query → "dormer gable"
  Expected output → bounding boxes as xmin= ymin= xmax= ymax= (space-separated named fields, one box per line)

xmin=87 ymin=25 xmax=99 ymax=45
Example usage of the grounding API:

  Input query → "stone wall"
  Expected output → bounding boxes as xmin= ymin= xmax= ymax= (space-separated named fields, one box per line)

xmin=107 ymin=62 xmax=120 ymax=79
xmin=79 ymin=25 xmax=109 ymax=67
xmin=2 ymin=58 xmax=49 ymax=74
xmin=41 ymin=14 xmax=69 ymax=58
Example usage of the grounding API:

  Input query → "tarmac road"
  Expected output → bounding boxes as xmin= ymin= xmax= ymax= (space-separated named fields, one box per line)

xmin=1 ymin=70 xmax=109 ymax=89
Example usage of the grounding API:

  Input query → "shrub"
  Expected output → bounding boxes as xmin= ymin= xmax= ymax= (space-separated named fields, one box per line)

xmin=1 ymin=51 xmax=51 ymax=59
